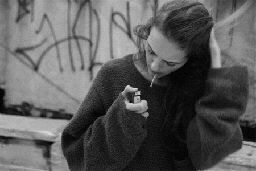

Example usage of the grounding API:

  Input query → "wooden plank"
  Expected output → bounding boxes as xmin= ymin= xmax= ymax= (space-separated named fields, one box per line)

xmin=0 ymin=137 xmax=50 ymax=170
xmin=208 ymin=141 xmax=256 ymax=171
xmin=0 ymin=114 xmax=68 ymax=142
xmin=1 ymin=114 xmax=255 ymax=171
xmin=221 ymin=142 xmax=256 ymax=168
xmin=0 ymin=163 xmax=46 ymax=171
xmin=50 ymin=135 xmax=70 ymax=171
xmin=0 ymin=114 xmax=69 ymax=170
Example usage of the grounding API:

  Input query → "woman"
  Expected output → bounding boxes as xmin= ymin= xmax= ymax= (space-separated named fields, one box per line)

xmin=61 ymin=0 xmax=249 ymax=170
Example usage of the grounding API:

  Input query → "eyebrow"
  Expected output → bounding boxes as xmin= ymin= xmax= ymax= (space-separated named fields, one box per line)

xmin=147 ymin=41 xmax=185 ymax=64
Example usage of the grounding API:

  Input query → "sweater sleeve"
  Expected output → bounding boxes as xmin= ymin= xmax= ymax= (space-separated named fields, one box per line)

xmin=61 ymin=68 xmax=147 ymax=171
xmin=187 ymin=66 xmax=249 ymax=170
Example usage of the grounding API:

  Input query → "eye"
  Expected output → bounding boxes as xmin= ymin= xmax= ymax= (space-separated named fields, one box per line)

xmin=165 ymin=62 xmax=176 ymax=67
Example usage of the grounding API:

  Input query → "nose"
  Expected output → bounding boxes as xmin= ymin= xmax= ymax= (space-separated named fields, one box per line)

xmin=150 ymin=57 xmax=161 ymax=73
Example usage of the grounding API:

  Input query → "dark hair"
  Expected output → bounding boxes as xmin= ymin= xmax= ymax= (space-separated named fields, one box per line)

xmin=134 ymin=0 xmax=213 ymax=160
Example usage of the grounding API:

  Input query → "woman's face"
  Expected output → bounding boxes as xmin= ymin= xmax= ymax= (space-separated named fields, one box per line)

xmin=145 ymin=27 xmax=188 ymax=78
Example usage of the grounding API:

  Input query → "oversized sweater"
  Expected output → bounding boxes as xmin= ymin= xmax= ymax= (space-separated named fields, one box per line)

xmin=61 ymin=54 xmax=249 ymax=171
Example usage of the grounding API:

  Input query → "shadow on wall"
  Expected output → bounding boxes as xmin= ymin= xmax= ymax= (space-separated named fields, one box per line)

xmin=0 ymin=88 xmax=4 ymax=113
xmin=0 ymin=84 xmax=72 ymax=120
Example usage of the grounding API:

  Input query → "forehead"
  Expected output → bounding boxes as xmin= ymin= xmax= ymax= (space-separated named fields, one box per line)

xmin=147 ymin=27 xmax=187 ymax=62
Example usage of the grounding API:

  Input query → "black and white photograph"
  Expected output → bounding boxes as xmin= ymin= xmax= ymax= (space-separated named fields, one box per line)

xmin=0 ymin=0 xmax=255 ymax=170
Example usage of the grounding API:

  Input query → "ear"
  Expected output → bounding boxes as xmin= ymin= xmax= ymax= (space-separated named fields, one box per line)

xmin=138 ymin=39 xmax=147 ymax=54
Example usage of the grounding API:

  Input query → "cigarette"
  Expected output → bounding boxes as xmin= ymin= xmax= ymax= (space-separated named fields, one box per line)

xmin=150 ymin=75 xmax=157 ymax=88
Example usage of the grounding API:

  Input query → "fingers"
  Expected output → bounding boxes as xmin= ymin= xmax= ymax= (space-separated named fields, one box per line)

xmin=209 ymin=29 xmax=214 ymax=46
xmin=141 ymin=112 xmax=149 ymax=118
xmin=122 ymin=85 xmax=149 ymax=118
xmin=210 ymin=28 xmax=218 ymax=48
xmin=210 ymin=28 xmax=221 ymax=68
xmin=125 ymin=100 xmax=148 ymax=114
xmin=122 ymin=85 xmax=138 ymax=98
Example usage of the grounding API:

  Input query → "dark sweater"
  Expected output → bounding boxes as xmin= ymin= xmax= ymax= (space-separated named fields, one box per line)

xmin=61 ymin=54 xmax=248 ymax=171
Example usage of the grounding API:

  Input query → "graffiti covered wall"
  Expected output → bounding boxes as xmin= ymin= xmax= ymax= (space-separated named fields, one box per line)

xmin=0 ymin=0 xmax=163 ymax=113
xmin=0 ymin=0 xmax=255 ymax=118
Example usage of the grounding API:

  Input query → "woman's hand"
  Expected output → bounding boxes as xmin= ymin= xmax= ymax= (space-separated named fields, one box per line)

xmin=122 ymin=85 xmax=149 ymax=118
xmin=210 ymin=28 xmax=221 ymax=68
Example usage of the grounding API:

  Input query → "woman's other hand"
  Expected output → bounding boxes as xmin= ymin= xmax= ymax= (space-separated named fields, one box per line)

xmin=210 ymin=28 xmax=221 ymax=68
xmin=122 ymin=85 xmax=149 ymax=118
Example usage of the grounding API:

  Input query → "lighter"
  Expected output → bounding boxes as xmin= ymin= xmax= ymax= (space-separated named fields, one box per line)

xmin=133 ymin=91 xmax=141 ymax=104
xmin=129 ymin=90 xmax=141 ymax=104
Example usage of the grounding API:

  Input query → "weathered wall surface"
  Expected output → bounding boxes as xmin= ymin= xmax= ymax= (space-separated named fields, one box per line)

xmin=0 ymin=1 xmax=9 ymax=89
xmin=0 ymin=0 xmax=255 ymax=119
xmin=1 ymin=0 xmax=158 ymax=113
xmin=214 ymin=0 xmax=256 ymax=123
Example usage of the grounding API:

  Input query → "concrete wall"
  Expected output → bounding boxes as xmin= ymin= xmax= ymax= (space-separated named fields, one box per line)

xmin=214 ymin=0 xmax=256 ymax=123
xmin=0 ymin=0 xmax=168 ymax=114
xmin=0 ymin=1 xmax=9 ymax=89
xmin=0 ymin=0 xmax=255 ymax=118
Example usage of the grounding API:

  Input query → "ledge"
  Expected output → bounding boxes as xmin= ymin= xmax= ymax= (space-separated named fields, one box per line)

xmin=0 ymin=113 xmax=255 ymax=170
xmin=208 ymin=141 xmax=256 ymax=170
xmin=0 ymin=114 xmax=69 ymax=142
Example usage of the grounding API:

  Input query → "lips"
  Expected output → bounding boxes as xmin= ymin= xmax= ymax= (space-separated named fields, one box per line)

xmin=151 ymin=71 xmax=161 ymax=78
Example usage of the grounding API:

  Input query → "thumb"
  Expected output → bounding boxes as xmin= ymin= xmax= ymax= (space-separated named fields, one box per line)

xmin=122 ymin=85 xmax=138 ymax=98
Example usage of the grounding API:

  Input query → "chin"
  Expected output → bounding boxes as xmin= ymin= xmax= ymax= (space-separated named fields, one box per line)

xmin=158 ymin=71 xmax=175 ymax=79
xmin=158 ymin=74 xmax=168 ymax=79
